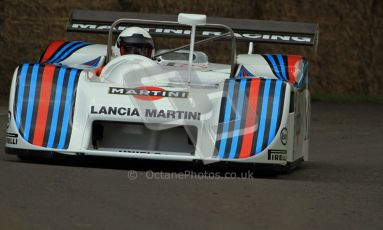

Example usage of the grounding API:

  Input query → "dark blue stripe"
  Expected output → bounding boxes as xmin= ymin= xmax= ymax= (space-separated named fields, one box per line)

xmin=218 ymin=80 xmax=235 ymax=158
xmin=237 ymin=66 xmax=254 ymax=78
xmin=229 ymin=79 xmax=247 ymax=159
xmin=23 ymin=64 xmax=39 ymax=141
xmin=57 ymin=69 xmax=78 ymax=149
xmin=53 ymin=42 xmax=89 ymax=63
xmin=15 ymin=64 xmax=29 ymax=129
xmin=255 ymin=79 xmax=271 ymax=154
xmin=268 ymin=80 xmax=283 ymax=144
xmin=276 ymin=55 xmax=287 ymax=81
xmin=238 ymin=67 xmax=243 ymax=78
xmin=244 ymin=66 xmax=253 ymax=77
xmin=47 ymin=67 xmax=66 ymax=148
xmin=265 ymin=54 xmax=283 ymax=80
xmin=47 ymin=42 xmax=77 ymax=64
xmin=83 ymin=56 xmax=101 ymax=67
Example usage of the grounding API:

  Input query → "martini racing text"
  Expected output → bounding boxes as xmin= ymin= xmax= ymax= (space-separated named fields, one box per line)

xmin=109 ymin=87 xmax=188 ymax=99
xmin=90 ymin=106 xmax=201 ymax=120
xmin=71 ymin=24 xmax=313 ymax=44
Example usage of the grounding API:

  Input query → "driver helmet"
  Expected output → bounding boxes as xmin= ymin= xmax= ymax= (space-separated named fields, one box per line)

xmin=115 ymin=27 xmax=154 ymax=58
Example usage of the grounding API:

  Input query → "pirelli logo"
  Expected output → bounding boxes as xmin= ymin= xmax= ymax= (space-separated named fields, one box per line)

xmin=268 ymin=150 xmax=287 ymax=161
xmin=109 ymin=86 xmax=188 ymax=101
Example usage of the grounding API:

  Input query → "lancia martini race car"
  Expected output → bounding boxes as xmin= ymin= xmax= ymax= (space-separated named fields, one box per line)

xmin=5 ymin=10 xmax=318 ymax=171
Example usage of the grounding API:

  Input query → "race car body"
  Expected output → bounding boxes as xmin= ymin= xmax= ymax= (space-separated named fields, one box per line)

xmin=5 ymin=10 xmax=318 ymax=171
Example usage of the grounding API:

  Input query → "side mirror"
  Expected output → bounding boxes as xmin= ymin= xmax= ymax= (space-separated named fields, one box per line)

xmin=177 ymin=13 xmax=207 ymax=84
xmin=178 ymin=13 xmax=206 ymax=26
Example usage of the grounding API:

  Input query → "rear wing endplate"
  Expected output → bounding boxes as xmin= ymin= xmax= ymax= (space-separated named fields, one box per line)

xmin=67 ymin=10 xmax=319 ymax=49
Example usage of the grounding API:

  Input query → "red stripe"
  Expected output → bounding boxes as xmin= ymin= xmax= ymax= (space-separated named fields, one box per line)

xmin=32 ymin=65 xmax=55 ymax=146
xmin=243 ymin=66 xmax=248 ymax=77
xmin=96 ymin=66 xmax=104 ymax=76
xmin=239 ymin=78 xmax=260 ymax=158
xmin=40 ymin=40 xmax=65 ymax=64
xmin=287 ymin=55 xmax=302 ymax=84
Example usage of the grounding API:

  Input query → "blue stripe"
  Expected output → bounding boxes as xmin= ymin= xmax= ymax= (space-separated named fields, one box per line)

xmin=236 ymin=66 xmax=243 ymax=78
xmin=83 ymin=56 xmax=101 ymax=67
xmin=237 ymin=66 xmax=254 ymax=78
xmin=57 ymin=69 xmax=78 ymax=149
xmin=15 ymin=64 xmax=29 ymax=129
xmin=277 ymin=55 xmax=287 ymax=81
xmin=53 ymin=42 xmax=89 ymax=63
xmin=238 ymin=67 xmax=243 ymax=78
xmin=218 ymin=80 xmax=235 ymax=158
xmin=23 ymin=64 xmax=39 ymax=141
xmin=47 ymin=67 xmax=67 ymax=148
xmin=265 ymin=54 xmax=283 ymax=80
xmin=268 ymin=81 xmax=283 ymax=144
xmin=255 ymin=79 xmax=271 ymax=153
xmin=228 ymin=79 xmax=247 ymax=159
xmin=47 ymin=41 xmax=76 ymax=64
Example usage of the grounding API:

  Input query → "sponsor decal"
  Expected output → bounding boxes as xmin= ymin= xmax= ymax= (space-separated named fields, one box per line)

xmin=268 ymin=149 xmax=287 ymax=161
xmin=70 ymin=24 xmax=313 ymax=44
xmin=90 ymin=106 xmax=201 ymax=120
xmin=109 ymin=86 xmax=188 ymax=101
xmin=91 ymin=106 xmax=140 ymax=116
xmin=6 ymin=133 xmax=18 ymax=145
xmin=280 ymin=128 xmax=288 ymax=145
xmin=118 ymin=149 xmax=161 ymax=154
xmin=145 ymin=109 xmax=201 ymax=120
xmin=7 ymin=111 xmax=10 ymax=128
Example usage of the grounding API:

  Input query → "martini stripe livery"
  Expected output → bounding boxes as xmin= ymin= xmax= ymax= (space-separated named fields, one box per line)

xmin=14 ymin=64 xmax=81 ymax=149
xmin=215 ymin=78 xmax=286 ymax=158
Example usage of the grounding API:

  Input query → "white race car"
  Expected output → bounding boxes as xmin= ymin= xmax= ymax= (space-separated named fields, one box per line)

xmin=5 ymin=10 xmax=318 ymax=172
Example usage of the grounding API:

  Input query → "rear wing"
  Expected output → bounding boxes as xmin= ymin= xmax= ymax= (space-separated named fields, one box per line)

xmin=67 ymin=10 xmax=319 ymax=49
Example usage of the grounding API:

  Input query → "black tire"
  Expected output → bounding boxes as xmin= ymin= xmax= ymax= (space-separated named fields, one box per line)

xmin=279 ymin=158 xmax=304 ymax=174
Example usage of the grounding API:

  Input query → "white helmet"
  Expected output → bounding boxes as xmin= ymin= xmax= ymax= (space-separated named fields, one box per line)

xmin=115 ymin=27 xmax=155 ymax=58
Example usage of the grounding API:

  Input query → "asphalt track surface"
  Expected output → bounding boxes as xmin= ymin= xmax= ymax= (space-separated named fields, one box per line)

xmin=0 ymin=103 xmax=382 ymax=230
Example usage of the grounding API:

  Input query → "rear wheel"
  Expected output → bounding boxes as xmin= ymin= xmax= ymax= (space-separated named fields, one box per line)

xmin=279 ymin=158 xmax=304 ymax=174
